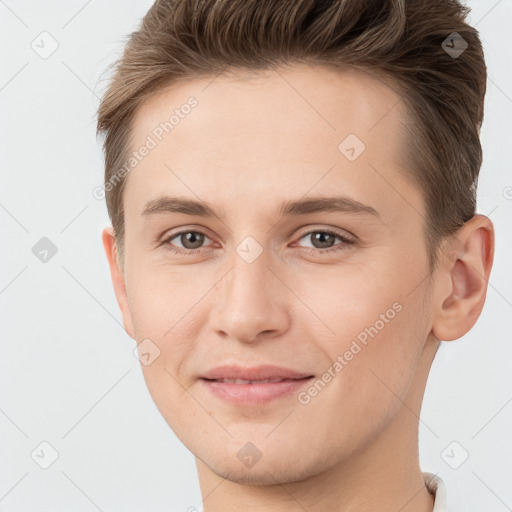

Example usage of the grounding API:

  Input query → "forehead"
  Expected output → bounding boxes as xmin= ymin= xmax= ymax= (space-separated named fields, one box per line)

xmin=124 ymin=64 xmax=418 ymax=224
xmin=130 ymin=63 xmax=406 ymax=152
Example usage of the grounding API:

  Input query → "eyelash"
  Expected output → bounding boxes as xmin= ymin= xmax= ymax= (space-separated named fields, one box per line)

xmin=160 ymin=228 xmax=355 ymax=256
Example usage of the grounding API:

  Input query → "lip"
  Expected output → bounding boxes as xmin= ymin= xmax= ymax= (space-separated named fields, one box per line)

xmin=199 ymin=365 xmax=314 ymax=406
xmin=200 ymin=364 xmax=313 ymax=381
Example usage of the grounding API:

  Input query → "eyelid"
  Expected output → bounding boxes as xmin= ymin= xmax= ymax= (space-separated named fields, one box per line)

xmin=160 ymin=225 xmax=356 ymax=257
xmin=291 ymin=229 xmax=354 ymax=253
xmin=160 ymin=227 xmax=215 ymax=248
xmin=293 ymin=225 xmax=356 ymax=243
xmin=161 ymin=225 xmax=354 ymax=242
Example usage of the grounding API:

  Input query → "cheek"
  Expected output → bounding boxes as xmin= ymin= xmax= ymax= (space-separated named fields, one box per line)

xmin=124 ymin=266 xmax=201 ymax=397
xmin=293 ymin=264 xmax=408 ymax=348
xmin=138 ymin=361 xmax=205 ymax=450
xmin=307 ymin=265 xmax=429 ymax=407
xmin=125 ymin=256 xmax=206 ymax=334
xmin=296 ymin=299 xmax=427 ymax=455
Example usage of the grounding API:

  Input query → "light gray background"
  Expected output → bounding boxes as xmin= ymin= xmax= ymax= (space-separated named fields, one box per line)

xmin=1 ymin=1 xmax=511 ymax=510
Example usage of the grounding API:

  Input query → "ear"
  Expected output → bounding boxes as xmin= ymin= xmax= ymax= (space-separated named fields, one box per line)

xmin=431 ymin=214 xmax=495 ymax=341
xmin=102 ymin=226 xmax=136 ymax=340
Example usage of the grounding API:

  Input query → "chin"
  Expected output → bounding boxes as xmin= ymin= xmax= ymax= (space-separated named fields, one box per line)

xmin=199 ymin=443 xmax=330 ymax=487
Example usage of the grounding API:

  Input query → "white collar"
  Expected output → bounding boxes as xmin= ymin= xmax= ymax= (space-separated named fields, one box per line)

xmin=423 ymin=472 xmax=448 ymax=511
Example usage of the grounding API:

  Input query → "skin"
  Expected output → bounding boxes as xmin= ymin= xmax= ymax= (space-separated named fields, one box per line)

xmin=102 ymin=64 xmax=494 ymax=511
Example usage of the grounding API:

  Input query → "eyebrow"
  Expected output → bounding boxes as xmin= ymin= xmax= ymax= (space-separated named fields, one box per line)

xmin=141 ymin=195 xmax=380 ymax=220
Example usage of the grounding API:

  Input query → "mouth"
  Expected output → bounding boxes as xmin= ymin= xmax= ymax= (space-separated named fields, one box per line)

xmin=199 ymin=376 xmax=314 ymax=405
xmin=200 ymin=364 xmax=313 ymax=382
xmin=203 ymin=377 xmax=306 ymax=384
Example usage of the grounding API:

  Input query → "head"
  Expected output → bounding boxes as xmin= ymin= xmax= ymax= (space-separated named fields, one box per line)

xmin=97 ymin=0 xmax=494 ymax=495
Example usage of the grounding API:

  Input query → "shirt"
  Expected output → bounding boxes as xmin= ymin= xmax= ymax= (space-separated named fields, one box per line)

xmin=424 ymin=471 xmax=448 ymax=512
xmin=197 ymin=471 xmax=449 ymax=512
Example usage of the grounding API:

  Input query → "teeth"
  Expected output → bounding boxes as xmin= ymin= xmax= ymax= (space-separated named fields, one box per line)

xmin=218 ymin=378 xmax=285 ymax=384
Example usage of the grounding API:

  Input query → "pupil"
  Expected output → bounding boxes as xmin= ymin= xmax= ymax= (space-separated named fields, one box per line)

xmin=313 ymin=232 xmax=334 ymax=248
xmin=183 ymin=232 xmax=204 ymax=249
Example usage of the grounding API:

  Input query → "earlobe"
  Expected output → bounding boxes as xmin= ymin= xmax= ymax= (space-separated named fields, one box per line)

xmin=431 ymin=215 xmax=495 ymax=342
xmin=102 ymin=227 xmax=136 ymax=340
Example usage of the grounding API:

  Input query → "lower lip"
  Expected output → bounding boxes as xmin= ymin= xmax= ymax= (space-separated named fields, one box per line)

xmin=200 ymin=377 xmax=313 ymax=406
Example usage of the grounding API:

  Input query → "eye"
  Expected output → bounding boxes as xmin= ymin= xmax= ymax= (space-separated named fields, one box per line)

xmin=160 ymin=228 xmax=355 ymax=256
xmin=161 ymin=229 xmax=214 ymax=254
xmin=294 ymin=229 xmax=354 ymax=255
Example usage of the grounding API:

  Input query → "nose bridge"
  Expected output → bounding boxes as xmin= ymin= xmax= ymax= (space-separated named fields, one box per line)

xmin=209 ymin=239 xmax=289 ymax=342
xmin=232 ymin=240 xmax=274 ymax=297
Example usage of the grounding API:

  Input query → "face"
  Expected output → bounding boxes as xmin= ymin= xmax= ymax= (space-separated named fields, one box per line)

xmin=112 ymin=64 xmax=440 ymax=485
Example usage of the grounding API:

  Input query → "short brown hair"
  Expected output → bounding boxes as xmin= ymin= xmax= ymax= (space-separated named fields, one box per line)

xmin=96 ymin=0 xmax=486 ymax=271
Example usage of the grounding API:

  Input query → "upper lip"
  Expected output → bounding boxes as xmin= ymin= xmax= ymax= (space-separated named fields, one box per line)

xmin=201 ymin=365 xmax=313 ymax=381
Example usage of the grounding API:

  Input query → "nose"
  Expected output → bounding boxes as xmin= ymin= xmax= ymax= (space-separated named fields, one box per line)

xmin=208 ymin=247 xmax=290 ymax=344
